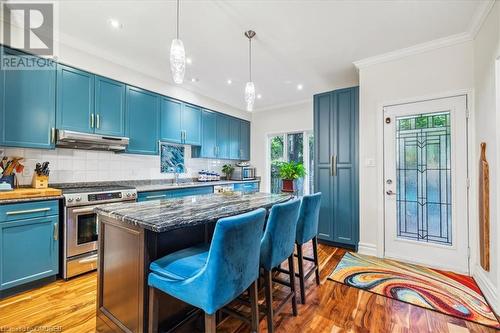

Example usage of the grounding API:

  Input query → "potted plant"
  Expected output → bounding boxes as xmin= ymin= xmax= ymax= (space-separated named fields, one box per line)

xmin=278 ymin=161 xmax=306 ymax=192
xmin=222 ymin=164 xmax=234 ymax=180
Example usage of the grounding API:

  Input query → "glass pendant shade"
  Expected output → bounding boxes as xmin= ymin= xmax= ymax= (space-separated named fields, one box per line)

xmin=245 ymin=81 xmax=256 ymax=111
xmin=170 ymin=38 xmax=186 ymax=84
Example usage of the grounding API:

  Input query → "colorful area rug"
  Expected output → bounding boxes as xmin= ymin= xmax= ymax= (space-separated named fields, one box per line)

xmin=328 ymin=252 xmax=500 ymax=329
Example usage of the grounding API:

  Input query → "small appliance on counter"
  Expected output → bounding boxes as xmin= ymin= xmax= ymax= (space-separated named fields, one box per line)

xmin=231 ymin=163 xmax=256 ymax=180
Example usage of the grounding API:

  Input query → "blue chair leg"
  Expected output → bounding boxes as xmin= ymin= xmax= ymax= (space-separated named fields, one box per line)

xmin=263 ymin=269 xmax=274 ymax=333
xmin=287 ymin=254 xmax=298 ymax=316
xmin=296 ymin=244 xmax=306 ymax=304
xmin=205 ymin=313 xmax=216 ymax=333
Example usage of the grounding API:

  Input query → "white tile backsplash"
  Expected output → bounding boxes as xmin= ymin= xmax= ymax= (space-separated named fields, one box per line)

xmin=1 ymin=146 xmax=236 ymax=185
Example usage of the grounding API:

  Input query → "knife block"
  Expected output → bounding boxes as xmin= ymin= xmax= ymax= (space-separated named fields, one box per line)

xmin=32 ymin=174 xmax=49 ymax=189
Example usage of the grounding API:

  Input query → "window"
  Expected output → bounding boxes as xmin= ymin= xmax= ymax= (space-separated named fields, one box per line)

xmin=268 ymin=131 xmax=314 ymax=195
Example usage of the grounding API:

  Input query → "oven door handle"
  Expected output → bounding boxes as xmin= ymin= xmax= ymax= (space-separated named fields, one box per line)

xmin=71 ymin=206 xmax=100 ymax=214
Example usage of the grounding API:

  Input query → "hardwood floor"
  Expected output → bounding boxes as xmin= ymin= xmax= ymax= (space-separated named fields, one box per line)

xmin=0 ymin=245 xmax=497 ymax=333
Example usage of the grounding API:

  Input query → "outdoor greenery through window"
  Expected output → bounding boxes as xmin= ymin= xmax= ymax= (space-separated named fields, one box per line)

xmin=269 ymin=131 xmax=313 ymax=195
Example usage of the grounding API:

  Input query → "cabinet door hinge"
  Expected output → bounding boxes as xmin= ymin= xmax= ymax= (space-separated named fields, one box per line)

xmin=466 ymin=107 xmax=470 ymax=119
xmin=467 ymin=247 xmax=471 ymax=259
xmin=466 ymin=178 xmax=470 ymax=189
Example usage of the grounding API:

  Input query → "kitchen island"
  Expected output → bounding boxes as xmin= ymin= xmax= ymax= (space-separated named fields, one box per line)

xmin=94 ymin=192 xmax=291 ymax=333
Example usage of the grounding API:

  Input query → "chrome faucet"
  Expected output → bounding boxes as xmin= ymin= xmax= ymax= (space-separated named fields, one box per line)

xmin=174 ymin=163 xmax=185 ymax=185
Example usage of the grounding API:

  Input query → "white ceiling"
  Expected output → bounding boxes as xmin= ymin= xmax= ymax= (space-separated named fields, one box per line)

xmin=58 ymin=0 xmax=487 ymax=111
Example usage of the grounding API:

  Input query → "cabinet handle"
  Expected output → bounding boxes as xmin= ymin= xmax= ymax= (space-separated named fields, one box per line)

xmin=90 ymin=114 xmax=95 ymax=128
xmin=331 ymin=155 xmax=337 ymax=176
xmin=96 ymin=114 xmax=100 ymax=129
xmin=53 ymin=222 xmax=58 ymax=241
xmin=145 ymin=194 xmax=167 ymax=199
xmin=183 ymin=130 xmax=187 ymax=143
xmin=6 ymin=207 xmax=51 ymax=215
xmin=51 ymin=128 xmax=56 ymax=144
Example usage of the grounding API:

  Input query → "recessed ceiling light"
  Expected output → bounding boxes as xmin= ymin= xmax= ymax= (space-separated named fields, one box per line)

xmin=257 ymin=94 xmax=262 ymax=99
xmin=186 ymin=57 xmax=192 ymax=65
xmin=227 ymin=79 xmax=232 ymax=85
xmin=108 ymin=18 xmax=122 ymax=29
xmin=297 ymin=84 xmax=304 ymax=90
xmin=190 ymin=78 xmax=199 ymax=82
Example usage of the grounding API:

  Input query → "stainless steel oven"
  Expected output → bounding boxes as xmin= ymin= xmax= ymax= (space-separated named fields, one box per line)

xmin=58 ymin=184 xmax=137 ymax=279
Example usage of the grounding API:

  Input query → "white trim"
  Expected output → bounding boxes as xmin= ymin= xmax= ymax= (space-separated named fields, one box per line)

xmin=353 ymin=0 xmax=494 ymax=70
xmin=474 ymin=267 xmax=500 ymax=315
xmin=375 ymin=90 xmax=475 ymax=272
xmin=358 ymin=242 xmax=378 ymax=257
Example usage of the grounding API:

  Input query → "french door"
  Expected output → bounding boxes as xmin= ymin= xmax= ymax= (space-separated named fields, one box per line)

xmin=383 ymin=95 xmax=469 ymax=273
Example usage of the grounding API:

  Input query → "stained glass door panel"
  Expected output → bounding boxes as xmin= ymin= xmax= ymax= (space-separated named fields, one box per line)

xmin=396 ymin=113 xmax=452 ymax=245
xmin=383 ymin=96 xmax=469 ymax=274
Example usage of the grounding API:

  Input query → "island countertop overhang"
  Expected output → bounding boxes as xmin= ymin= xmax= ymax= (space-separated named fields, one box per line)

xmin=94 ymin=192 xmax=291 ymax=233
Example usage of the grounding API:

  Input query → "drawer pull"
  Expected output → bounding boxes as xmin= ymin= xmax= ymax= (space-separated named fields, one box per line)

xmin=145 ymin=194 xmax=167 ymax=199
xmin=6 ymin=207 xmax=51 ymax=215
xmin=53 ymin=223 xmax=58 ymax=241
xmin=79 ymin=254 xmax=98 ymax=264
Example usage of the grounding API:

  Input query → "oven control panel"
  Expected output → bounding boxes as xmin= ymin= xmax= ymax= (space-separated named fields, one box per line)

xmin=64 ymin=190 xmax=137 ymax=206
xmin=88 ymin=192 xmax=123 ymax=202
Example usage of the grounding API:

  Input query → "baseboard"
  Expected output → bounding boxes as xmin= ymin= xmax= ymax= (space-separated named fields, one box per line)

xmin=473 ymin=266 xmax=499 ymax=316
xmin=357 ymin=242 xmax=378 ymax=256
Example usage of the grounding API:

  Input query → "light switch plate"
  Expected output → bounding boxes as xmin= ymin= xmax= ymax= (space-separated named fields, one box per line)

xmin=365 ymin=158 xmax=376 ymax=167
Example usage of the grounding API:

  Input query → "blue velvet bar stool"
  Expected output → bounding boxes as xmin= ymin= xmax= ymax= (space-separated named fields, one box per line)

xmin=295 ymin=192 xmax=322 ymax=304
xmin=147 ymin=208 xmax=267 ymax=333
xmin=259 ymin=199 xmax=301 ymax=333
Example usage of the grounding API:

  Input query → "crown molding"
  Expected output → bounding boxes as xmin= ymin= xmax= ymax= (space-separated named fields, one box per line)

xmin=353 ymin=0 xmax=495 ymax=70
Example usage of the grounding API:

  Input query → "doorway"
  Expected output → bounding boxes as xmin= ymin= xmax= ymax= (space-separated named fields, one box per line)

xmin=383 ymin=95 xmax=469 ymax=274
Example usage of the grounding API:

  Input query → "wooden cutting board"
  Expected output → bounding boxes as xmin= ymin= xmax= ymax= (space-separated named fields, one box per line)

xmin=0 ymin=187 xmax=62 ymax=200
xmin=479 ymin=142 xmax=490 ymax=271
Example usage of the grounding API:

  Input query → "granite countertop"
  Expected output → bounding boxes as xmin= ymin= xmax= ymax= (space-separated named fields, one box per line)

xmin=133 ymin=179 xmax=260 ymax=192
xmin=95 ymin=192 xmax=291 ymax=233
xmin=0 ymin=195 xmax=64 ymax=205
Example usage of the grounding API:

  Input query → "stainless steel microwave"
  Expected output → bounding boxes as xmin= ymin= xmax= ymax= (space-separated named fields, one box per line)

xmin=231 ymin=167 xmax=256 ymax=180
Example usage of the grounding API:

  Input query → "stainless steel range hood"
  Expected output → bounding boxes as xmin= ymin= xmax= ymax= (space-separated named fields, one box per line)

xmin=56 ymin=130 xmax=129 ymax=152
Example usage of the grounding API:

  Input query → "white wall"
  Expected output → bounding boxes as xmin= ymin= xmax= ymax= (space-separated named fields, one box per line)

xmin=250 ymin=101 xmax=313 ymax=191
xmin=357 ymin=41 xmax=474 ymax=253
xmin=472 ymin=1 xmax=500 ymax=314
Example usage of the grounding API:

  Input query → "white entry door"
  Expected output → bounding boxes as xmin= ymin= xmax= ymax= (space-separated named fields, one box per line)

xmin=383 ymin=95 xmax=469 ymax=274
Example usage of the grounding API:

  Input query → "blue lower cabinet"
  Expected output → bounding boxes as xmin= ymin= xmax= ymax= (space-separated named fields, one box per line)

xmin=233 ymin=182 xmax=259 ymax=193
xmin=126 ymin=86 xmax=160 ymax=155
xmin=0 ymin=200 xmax=59 ymax=293
xmin=1 ymin=47 xmax=56 ymax=148
xmin=137 ymin=186 xmax=213 ymax=202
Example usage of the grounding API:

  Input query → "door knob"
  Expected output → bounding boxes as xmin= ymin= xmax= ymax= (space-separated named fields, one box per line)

xmin=386 ymin=190 xmax=396 ymax=196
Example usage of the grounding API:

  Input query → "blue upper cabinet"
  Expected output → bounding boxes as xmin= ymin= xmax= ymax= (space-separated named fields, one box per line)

xmin=94 ymin=76 xmax=126 ymax=137
xmin=216 ymin=114 xmax=230 ymax=159
xmin=126 ymin=86 xmax=160 ymax=155
xmin=240 ymin=120 xmax=250 ymax=161
xmin=160 ymin=100 xmax=201 ymax=145
xmin=0 ymin=47 xmax=56 ymax=149
xmin=182 ymin=104 xmax=201 ymax=146
xmin=229 ymin=117 xmax=240 ymax=160
xmin=160 ymin=97 xmax=183 ymax=144
xmin=56 ymin=64 xmax=94 ymax=133
xmin=199 ymin=109 xmax=217 ymax=158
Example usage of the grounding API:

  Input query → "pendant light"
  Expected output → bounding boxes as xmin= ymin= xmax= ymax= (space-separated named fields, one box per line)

xmin=170 ymin=0 xmax=185 ymax=84
xmin=244 ymin=30 xmax=256 ymax=111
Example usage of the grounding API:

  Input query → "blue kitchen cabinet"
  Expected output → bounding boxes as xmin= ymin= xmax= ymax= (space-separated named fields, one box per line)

xmin=0 ymin=200 xmax=59 ymax=294
xmin=182 ymin=104 xmax=201 ymax=145
xmin=0 ymin=47 xmax=56 ymax=149
xmin=137 ymin=186 xmax=213 ymax=202
xmin=233 ymin=181 xmax=259 ymax=193
xmin=196 ymin=110 xmax=217 ymax=158
xmin=160 ymin=97 xmax=183 ymax=144
xmin=56 ymin=64 xmax=94 ymax=133
xmin=94 ymin=76 xmax=126 ymax=137
xmin=240 ymin=120 xmax=251 ymax=161
xmin=126 ymin=86 xmax=160 ymax=155
xmin=160 ymin=100 xmax=201 ymax=145
xmin=314 ymin=87 xmax=359 ymax=248
xmin=229 ymin=117 xmax=240 ymax=160
xmin=216 ymin=114 xmax=230 ymax=159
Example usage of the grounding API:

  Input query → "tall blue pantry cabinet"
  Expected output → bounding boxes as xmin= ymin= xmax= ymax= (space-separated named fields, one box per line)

xmin=314 ymin=87 xmax=359 ymax=249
